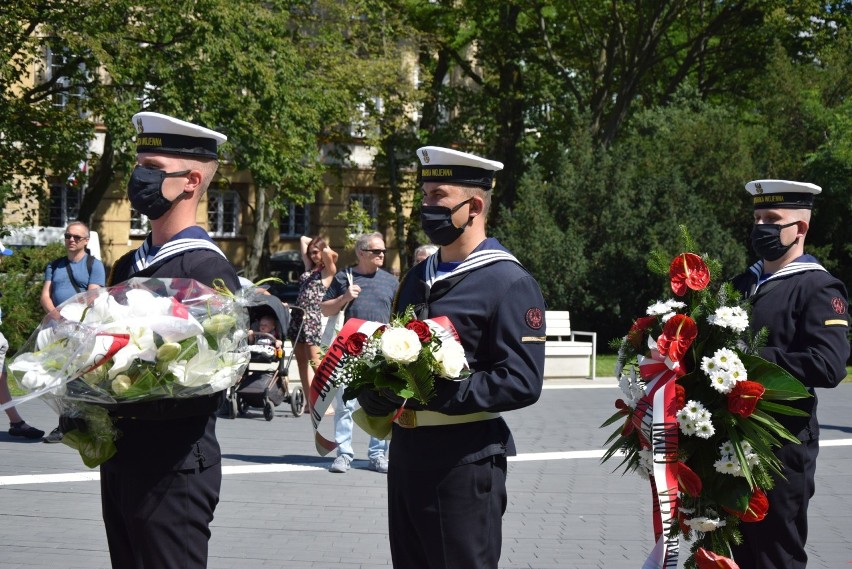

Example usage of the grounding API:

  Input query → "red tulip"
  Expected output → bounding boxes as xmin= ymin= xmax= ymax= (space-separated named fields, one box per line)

xmin=727 ymin=381 xmax=765 ymax=418
xmin=677 ymin=461 xmax=703 ymax=497
xmin=670 ymin=253 xmax=710 ymax=296
xmin=656 ymin=314 xmax=698 ymax=362
xmin=405 ymin=319 xmax=432 ymax=343
xmin=726 ymin=488 xmax=769 ymax=522
xmin=695 ymin=547 xmax=740 ymax=569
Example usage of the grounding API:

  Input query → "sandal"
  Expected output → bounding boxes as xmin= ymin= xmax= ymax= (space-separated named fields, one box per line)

xmin=8 ymin=422 xmax=45 ymax=439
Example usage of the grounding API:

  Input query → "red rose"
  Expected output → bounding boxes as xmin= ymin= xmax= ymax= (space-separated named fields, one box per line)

xmin=670 ymin=253 xmax=710 ymax=297
xmin=725 ymin=488 xmax=769 ymax=523
xmin=727 ymin=380 xmax=765 ymax=418
xmin=656 ymin=314 xmax=697 ymax=362
xmin=345 ymin=332 xmax=369 ymax=356
xmin=628 ymin=316 xmax=657 ymax=349
xmin=676 ymin=461 xmax=702 ymax=497
xmin=405 ymin=319 xmax=432 ymax=343
xmin=695 ymin=547 xmax=740 ymax=569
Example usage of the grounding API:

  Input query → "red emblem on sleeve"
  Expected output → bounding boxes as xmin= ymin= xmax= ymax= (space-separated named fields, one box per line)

xmin=525 ymin=308 xmax=543 ymax=330
xmin=831 ymin=297 xmax=847 ymax=315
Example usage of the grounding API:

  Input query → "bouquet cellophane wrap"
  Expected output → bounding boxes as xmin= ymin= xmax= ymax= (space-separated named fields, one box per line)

xmin=6 ymin=278 xmax=252 ymax=466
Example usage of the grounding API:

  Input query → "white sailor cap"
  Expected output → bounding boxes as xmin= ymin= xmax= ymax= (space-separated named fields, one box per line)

xmin=132 ymin=112 xmax=227 ymax=159
xmin=0 ymin=240 xmax=13 ymax=256
xmin=417 ymin=146 xmax=504 ymax=189
xmin=745 ymin=179 xmax=822 ymax=210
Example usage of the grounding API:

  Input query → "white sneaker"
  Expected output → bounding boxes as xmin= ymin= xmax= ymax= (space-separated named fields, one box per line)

xmin=329 ymin=455 xmax=352 ymax=473
xmin=368 ymin=455 xmax=389 ymax=473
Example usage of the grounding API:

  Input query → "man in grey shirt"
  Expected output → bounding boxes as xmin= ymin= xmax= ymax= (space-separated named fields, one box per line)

xmin=321 ymin=232 xmax=398 ymax=473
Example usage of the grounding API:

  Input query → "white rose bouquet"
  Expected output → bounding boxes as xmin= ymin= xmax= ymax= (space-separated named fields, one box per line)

xmin=328 ymin=306 xmax=470 ymax=407
xmin=8 ymin=277 xmax=250 ymax=467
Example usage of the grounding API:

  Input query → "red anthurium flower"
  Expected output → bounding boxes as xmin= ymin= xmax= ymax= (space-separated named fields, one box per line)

xmin=727 ymin=380 xmax=766 ymax=418
xmin=677 ymin=461 xmax=702 ymax=497
xmin=405 ymin=319 xmax=432 ymax=343
xmin=345 ymin=332 xmax=369 ymax=356
xmin=670 ymin=253 xmax=711 ymax=296
xmin=628 ymin=316 xmax=657 ymax=349
xmin=656 ymin=315 xmax=698 ymax=362
xmin=725 ymin=488 xmax=769 ymax=522
xmin=695 ymin=547 xmax=740 ymax=569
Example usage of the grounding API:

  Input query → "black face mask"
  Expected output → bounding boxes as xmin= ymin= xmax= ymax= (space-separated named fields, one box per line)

xmin=419 ymin=198 xmax=473 ymax=246
xmin=750 ymin=221 xmax=799 ymax=262
xmin=127 ymin=166 xmax=190 ymax=220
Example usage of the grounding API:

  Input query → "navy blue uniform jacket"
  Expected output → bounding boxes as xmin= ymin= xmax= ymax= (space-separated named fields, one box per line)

xmin=391 ymin=238 xmax=547 ymax=470
xmin=733 ymin=256 xmax=850 ymax=441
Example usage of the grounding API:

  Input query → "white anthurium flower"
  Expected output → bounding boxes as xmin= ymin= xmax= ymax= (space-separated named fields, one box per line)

xmin=106 ymin=326 xmax=158 ymax=379
xmin=206 ymin=352 xmax=249 ymax=392
xmin=36 ymin=327 xmax=59 ymax=351
xmin=170 ymin=336 xmax=221 ymax=388
xmin=8 ymin=354 xmax=65 ymax=393
xmin=380 ymin=328 xmax=421 ymax=364
xmin=433 ymin=338 xmax=468 ymax=379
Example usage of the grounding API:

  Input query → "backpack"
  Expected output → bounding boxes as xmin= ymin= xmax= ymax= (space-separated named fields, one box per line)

xmin=50 ymin=254 xmax=95 ymax=295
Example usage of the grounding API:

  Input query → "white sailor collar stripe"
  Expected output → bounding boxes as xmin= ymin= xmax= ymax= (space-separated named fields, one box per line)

xmin=753 ymin=260 xmax=827 ymax=294
xmin=133 ymin=236 xmax=226 ymax=273
xmin=424 ymin=249 xmax=522 ymax=287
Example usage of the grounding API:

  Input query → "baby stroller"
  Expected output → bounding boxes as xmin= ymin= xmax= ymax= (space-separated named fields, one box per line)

xmin=226 ymin=292 xmax=305 ymax=421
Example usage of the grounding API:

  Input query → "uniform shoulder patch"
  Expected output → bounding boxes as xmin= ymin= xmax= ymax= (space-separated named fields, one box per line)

xmin=831 ymin=297 xmax=847 ymax=315
xmin=525 ymin=307 xmax=543 ymax=330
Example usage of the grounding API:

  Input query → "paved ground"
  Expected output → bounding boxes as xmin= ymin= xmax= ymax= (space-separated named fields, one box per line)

xmin=1 ymin=379 xmax=850 ymax=569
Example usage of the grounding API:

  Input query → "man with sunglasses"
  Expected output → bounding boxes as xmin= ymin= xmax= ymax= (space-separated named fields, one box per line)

xmin=40 ymin=221 xmax=106 ymax=443
xmin=321 ymin=232 xmax=398 ymax=473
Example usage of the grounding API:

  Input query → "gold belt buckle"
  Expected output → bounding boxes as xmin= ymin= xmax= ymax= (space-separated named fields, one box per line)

xmin=396 ymin=409 xmax=417 ymax=428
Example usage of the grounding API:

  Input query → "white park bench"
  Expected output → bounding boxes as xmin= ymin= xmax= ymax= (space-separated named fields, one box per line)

xmin=544 ymin=310 xmax=597 ymax=379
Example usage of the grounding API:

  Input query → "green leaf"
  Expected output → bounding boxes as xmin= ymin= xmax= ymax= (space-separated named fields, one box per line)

xmin=739 ymin=354 xmax=812 ymax=401
xmin=756 ymin=400 xmax=810 ymax=417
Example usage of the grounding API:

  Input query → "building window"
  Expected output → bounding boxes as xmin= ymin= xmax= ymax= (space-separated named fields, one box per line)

xmin=47 ymin=182 xmax=82 ymax=227
xmin=349 ymin=97 xmax=384 ymax=138
xmin=208 ymin=189 xmax=240 ymax=237
xmin=279 ymin=201 xmax=310 ymax=238
xmin=45 ymin=47 xmax=87 ymax=112
xmin=348 ymin=192 xmax=379 ymax=233
xmin=130 ymin=210 xmax=150 ymax=236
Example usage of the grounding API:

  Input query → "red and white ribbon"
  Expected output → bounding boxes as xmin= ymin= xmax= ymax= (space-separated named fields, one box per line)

xmin=634 ymin=339 xmax=681 ymax=568
xmin=309 ymin=316 xmax=460 ymax=456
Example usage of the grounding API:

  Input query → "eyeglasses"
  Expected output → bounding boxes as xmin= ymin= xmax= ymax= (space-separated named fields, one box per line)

xmin=64 ymin=233 xmax=87 ymax=242
xmin=362 ymin=249 xmax=386 ymax=255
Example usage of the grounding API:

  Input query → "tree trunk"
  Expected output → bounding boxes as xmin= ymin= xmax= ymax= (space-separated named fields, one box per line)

xmin=77 ymin=131 xmax=115 ymax=226
xmin=245 ymin=184 xmax=271 ymax=281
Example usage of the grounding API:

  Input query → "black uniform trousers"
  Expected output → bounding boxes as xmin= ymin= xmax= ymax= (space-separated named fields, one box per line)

xmin=730 ymin=438 xmax=818 ymax=569
xmin=388 ymin=455 xmax=507 ymax=569
xmin=101 ymin=462 xmax=221 ymax=569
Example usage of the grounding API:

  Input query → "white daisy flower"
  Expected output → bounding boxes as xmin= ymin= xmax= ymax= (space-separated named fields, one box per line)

xmin=695 ymin=420 xmax=716 ymax=439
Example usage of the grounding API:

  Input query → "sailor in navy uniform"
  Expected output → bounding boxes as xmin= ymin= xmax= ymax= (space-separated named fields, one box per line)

xmin=100 ymin=112 xmax=239 ymax=569
xmin=359 ymin=146 xmax=546 ymax=569
xmin=730 ymin=179 xmax=850 ymax=569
